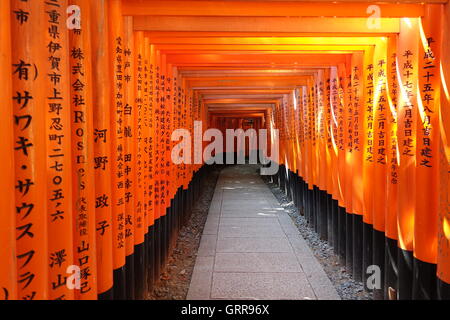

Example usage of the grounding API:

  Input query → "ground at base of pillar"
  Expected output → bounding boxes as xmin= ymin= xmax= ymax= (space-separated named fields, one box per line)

xmin=147 ymin=166 xmax=222 ymax=300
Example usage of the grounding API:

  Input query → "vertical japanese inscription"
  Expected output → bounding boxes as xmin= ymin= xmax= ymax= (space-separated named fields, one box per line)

xmin=123 ymin=17 xmax=135 ymax=257
xmin=386 ymin=38 xmax=399 ymax=241
xmin=68 ymin=0 xmax=98 ymax=299
xmin=1 ymin=0 xmax=17 ymax=301
xmin=90 ymin=0 xmax=113 ymax=294
xmin=397 ymin=18 xmax=419 ymax=252
xmin=133 ymin=31 xmax=145 ymax=245
xmin=45 ymin=0 xmax=75 ymax=300
xmin=109 ymin=0 xmax=126 ymax=269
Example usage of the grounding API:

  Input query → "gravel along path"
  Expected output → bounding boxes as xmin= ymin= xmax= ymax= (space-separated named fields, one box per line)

xmin=261 ymin=176 xmax=372 ymax=300
xmin=147 ymin=165 xmax=222 ymax=300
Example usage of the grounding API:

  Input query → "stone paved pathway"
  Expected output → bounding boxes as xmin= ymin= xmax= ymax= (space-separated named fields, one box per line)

xmin=187 ymin=165 xmax=340 ymax=300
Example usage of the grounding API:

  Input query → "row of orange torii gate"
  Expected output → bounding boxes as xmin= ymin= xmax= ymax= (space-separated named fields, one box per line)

xmin=0 ymin=0 xmax=449 ymax=300
xmin=270 ymin=17 xmax=450 ymax=299
xmin=269 ymin=10 xmax=450 ymax=300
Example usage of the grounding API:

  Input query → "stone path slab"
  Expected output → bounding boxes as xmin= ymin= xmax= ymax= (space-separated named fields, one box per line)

xmin=187 ymin=165 xmax=340 ymax=300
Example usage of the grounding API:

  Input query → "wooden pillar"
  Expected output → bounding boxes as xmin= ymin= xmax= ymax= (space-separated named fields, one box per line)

xmin=90 ymin=0 xmax=114 ymax=299
xmin=68 ymin=0 xmax=99 ymax=300
xmin=396 ymin=17 xmax=420 ymax=300
xmin=350 ymin=52 xmax=365 ymax=282
xmin=413 ymin=4 xmax=442 ymax=299
xmin=108 ymin=0 xmax=126 ymax=299
xmin=0 ymin=0 xmax=17 ymax=300
xmin=385 ymin=34 xmax=400 ymax=299
xmin=437 ymin=1 xmax=450 ymax=299
xmin=132 ymin=30 xmax=146 ymax=299
xmin=44 ymin=0 xmax=75 ymax=300
xmin=11 ymin=0 xmax=49 ymax=300
xmin=371 ymin=38 xmax=389 ymax=299
xmin=123 ymin=15 xmax=136 ymax=300
xmin=361 ymin=45 xmax=376 ymax=289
